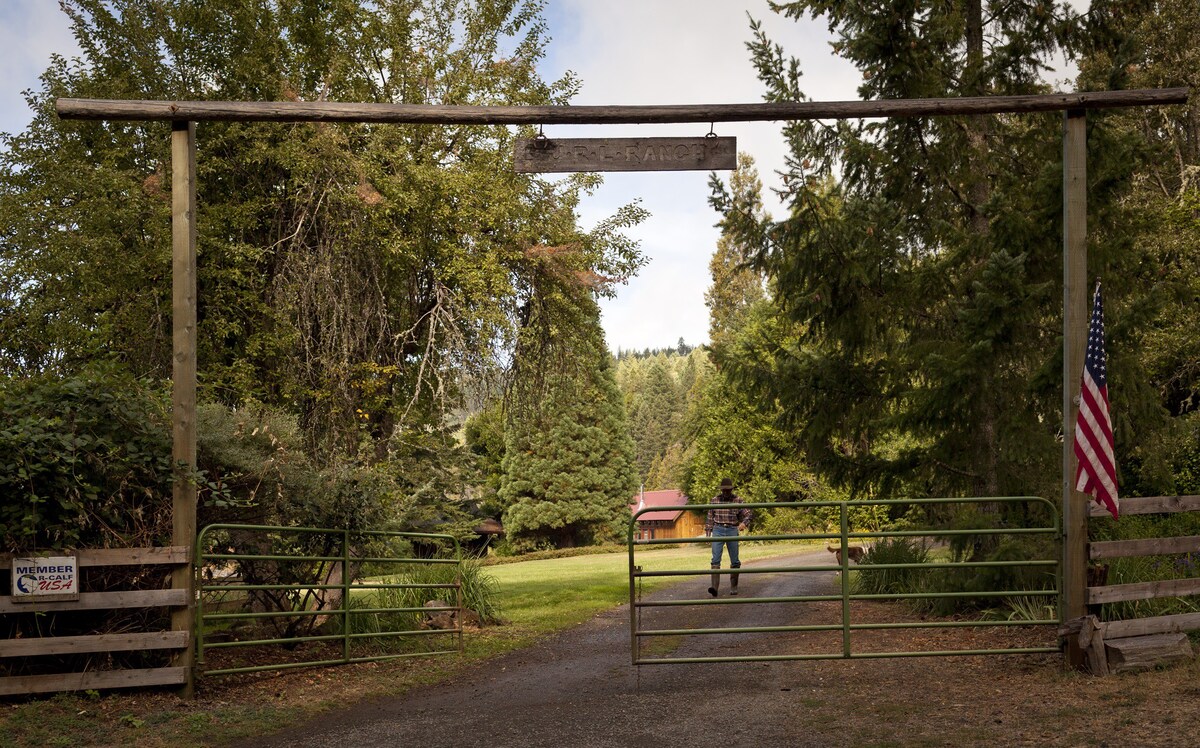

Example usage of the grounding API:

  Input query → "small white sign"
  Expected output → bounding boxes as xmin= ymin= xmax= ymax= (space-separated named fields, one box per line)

xmin=11 ymin=556 xmax=79 ymax=602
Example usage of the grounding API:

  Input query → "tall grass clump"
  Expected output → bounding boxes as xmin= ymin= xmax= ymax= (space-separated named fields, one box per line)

xmin=337 ymin=556 xmax=502 ymax=638
xmin=1001 ymin=595 xmax=1059 ymax=622
xmin=852 ymin=538 xmax=932 ymax=600
xmin=1099 ymin=553 xmax=1200 ymax=621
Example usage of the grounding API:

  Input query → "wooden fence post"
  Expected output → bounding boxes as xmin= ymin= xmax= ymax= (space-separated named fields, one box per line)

xmin=1062 ymin=109 xmax=1088 ymax=668
xmin=170 ymin=120 xmax=198 ymax=696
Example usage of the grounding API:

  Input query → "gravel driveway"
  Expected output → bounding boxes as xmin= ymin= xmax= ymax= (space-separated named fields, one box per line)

xmin=245 ymin=549 xmax=1200 ymax=748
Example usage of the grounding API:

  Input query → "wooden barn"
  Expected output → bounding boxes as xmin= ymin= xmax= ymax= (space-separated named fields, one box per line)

xmin=629 ymin=490 xmax=705 ymax=541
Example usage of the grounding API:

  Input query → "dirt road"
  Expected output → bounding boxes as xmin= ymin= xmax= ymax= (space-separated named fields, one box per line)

xmin=248 ymin=550 xmax=1200 ymax=748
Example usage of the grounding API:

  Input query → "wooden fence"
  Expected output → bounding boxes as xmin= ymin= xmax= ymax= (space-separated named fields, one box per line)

xmin=0 ymin=547 xmax=191 ymax=696
xmin=1068 ymin=495 xmax=1200 ymax=673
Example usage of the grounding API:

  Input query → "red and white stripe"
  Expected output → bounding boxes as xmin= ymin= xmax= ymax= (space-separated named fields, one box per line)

xmin=1074 ymin=374 xmax=1117 ymax=518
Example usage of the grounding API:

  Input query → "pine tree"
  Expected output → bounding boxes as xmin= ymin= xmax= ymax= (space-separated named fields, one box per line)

xmin=626 ymin=355 xmax=681 ymax=480
xmin=714 ymin=2 xmax=1098 ymax=501
xmin=499 ymin=294 xmax=637 ymax=548
xmin=1071 ymin=0 xmax=1200 ymax=494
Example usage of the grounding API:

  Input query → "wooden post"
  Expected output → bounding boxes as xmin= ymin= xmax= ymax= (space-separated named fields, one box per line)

xmin=170 ymin=120 xmax=198 ymax=696
xmin=1062 ymin=109 xmax=1088 ymax=669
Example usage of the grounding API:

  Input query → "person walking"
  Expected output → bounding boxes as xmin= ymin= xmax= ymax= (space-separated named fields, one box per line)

xmin=705 ymin=478 xmax=752 ymax=597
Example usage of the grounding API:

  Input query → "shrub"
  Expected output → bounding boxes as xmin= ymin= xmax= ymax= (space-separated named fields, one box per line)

xmin=1089 ymin=510 xmax=1200 ymax=621
xmin=852 ymin=537 xmax=932 ymax=597
xmin=754 ymin=507 xmax=814 ymax=537
xmin=0 ymin=367 xmax=182 ymax=676
xmin=0 ymin=366 xmax=174 ymax=551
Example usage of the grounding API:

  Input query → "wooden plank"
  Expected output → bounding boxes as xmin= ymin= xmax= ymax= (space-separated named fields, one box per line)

xmin=1103 ymin=612 xmax=1200 ymax=639
xmin=1104 ymin=632 xmax=1192 ymax=674
xmin=55 ymin=88 xmax=1189 ymax=124
xmin=1088 ymin=494 xmax=1200 ymax=518
xmin=0 ymin=667 xmax=186 ymax=697
xmin=0 ymin=631 xmax=188 ymax=658
xmin=514 ymin=137 xmax=736 ymax=173
xmin=1086 ymin=577 xmax=1200 ymax=605
xmin=0 ymin=546 xmax=190 ymax=570
xmin=1061 ymin=109 xmax=1088 ymax=670
xmin=171 ymin=119 xmax=199 ymax=698
xmin=1089 ymin=535 xmax=1200 ymax=560
xmin=0 ymin=588 xmax=187 ymax=614
xmin=1081 ymin=615 xmax=1109 ymax=676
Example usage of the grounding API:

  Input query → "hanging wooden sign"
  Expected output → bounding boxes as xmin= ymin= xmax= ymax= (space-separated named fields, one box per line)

xmin=514 ymin=136 xmax=736 ymax=173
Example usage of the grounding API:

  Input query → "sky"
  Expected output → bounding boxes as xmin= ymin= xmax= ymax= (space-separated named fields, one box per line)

xmin=539 ymin=1 xmax=861 ymax=353
xmin=0 ymin=2 xmax=1077 ymax=354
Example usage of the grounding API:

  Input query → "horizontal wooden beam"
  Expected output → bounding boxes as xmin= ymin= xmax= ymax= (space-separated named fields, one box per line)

xmin=1090 ymin=535 xmax=1200 ymax=560
xmin=0 ymin=630 xmax=188 ymax=658
xmin=1103 ymin=612 xmax=1200 ymax=640
xmin=56 ymin=88 xmax=1189 ymax=125
xmin=0 ymin=667 xmax=186 ymax=697
xmin=1086 ymin=577 xmax=1200 ymax=605
xmin=1089 ymin=495 xmax=1200 ymax=518
xmin=0 ymin=546 xmax=190 ymax=570
xmin=0 ymin=588 xmax=187 ymax=614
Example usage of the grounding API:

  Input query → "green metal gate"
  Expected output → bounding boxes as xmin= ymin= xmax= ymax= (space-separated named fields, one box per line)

xmin=195 ymin=524 xmax=463 ymax=676
xmin=628 ymin=496 xmax=1060 ymax=664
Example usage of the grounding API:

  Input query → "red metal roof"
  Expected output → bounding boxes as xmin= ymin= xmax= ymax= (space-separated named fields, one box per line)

xmin=629 ymin=489 xmax=690 ymax=522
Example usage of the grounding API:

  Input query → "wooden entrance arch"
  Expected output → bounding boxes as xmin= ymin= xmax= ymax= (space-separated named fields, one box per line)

xmin=55 ymin=86 xmax=1191 ymax=689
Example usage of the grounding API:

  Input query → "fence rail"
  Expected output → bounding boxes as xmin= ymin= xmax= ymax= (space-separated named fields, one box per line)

xmin=1088 ymin=495 xmax=1200 ymax=518
xmin=195 ymin=524 xmax=463 ymax=677
xmin=629 ymin=496 xmax=1061 ymax=665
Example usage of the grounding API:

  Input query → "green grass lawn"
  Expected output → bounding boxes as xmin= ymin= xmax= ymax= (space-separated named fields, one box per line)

xmin=488 ymin=540 xmax=819 ymax=631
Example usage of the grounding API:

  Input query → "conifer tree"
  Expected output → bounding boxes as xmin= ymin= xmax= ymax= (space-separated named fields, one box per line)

xmin=499 ymin=293 xmax=637 ymax=548
xmin=626 ymin=355 xmax=681 ymax=480
xmin=707 ymin=155 xmax=767 ymax=349
xmin=1071 ymin=0 xmax=1200 ymax=494
xmin=714 ymin=2 xmax=1098 ymax=501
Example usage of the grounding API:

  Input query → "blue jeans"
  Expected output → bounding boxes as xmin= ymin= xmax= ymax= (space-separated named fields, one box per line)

xmin=710 ymin=525 xmax=741 ymax=568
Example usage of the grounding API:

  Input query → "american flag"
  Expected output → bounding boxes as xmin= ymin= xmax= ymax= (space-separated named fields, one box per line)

xmin=1073 ymin=281 xmax=1118 ymax=519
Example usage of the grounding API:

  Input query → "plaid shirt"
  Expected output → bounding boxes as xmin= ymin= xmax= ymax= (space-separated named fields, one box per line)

xmin=705 ymin=492 xmax=752 ymax=533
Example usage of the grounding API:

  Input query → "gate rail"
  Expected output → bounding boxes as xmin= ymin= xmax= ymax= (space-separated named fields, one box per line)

xmin=629 ymin=496 xmax=1060 ymax=664
xmin=196 ymin=524 xmax=462 ymax=676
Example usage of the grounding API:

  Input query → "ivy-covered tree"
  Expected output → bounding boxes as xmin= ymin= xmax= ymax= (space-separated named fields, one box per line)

xmin=0 ymin=0 xmax=644 ymax=471
xmin=462 ymin=401 xmax=508 ymax=518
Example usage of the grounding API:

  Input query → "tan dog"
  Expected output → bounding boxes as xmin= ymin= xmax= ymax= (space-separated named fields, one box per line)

xmin=827 ymin=545 xmax=866 ymax=564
